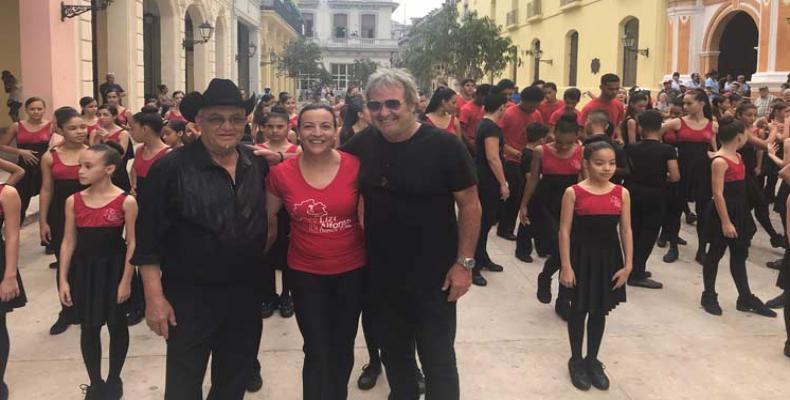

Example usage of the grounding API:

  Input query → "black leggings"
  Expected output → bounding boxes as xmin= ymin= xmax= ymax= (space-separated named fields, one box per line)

xmin=567 ymin=311 xmax=606 ymax=361
xmin=361 ymin=309 xmax=381 ymax=366
xmin=80 ymin=321 xmax=129 ymax=386
xmin=748 ymin=175 xmax=780 ymax=239
xmin=667 ymin=201 xmax=707 ymax=253
xmin=631 ymin=189 xmax=665 ymax=279
xmin=0 ymin=314 xmax=8 ymax=384
xmin=703 ymin=238 xmax=752 ymax=298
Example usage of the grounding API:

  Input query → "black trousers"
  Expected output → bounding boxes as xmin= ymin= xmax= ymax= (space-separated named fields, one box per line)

xmin=516 ymin=200 xmax=544 ymax=257
xmin=703 ymin=238 xmax=752 ymax=298
xmin=475 ymin=184 xmax=502 ymax=270
xmin=163 ymin=283 xmax=262 ymax=400
xmin=372 ymin=284 xmax=459 ymax=400
xmin=497 ymin=161 xmax=523 ymax=237
xmin=630 ymin=188 xmax=666 ymax=279
xmin=290 ymin=268 xmax=363 ymax=400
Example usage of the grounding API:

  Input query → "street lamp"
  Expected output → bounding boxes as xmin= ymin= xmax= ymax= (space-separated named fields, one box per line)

xmin=523 ymin=46 xmax=553 ymax=65
xmin=61 ymin=0 xmax=113 ymax=21
xmin=262 ymin=49 xmax=279 ymax=66
xmin=236 ymin=42 xmax=258 ymax=61
xmin=622 ymin=34 xmax=650 ymax=57
xmin=182 ymin=21 xmax=214 ymax=49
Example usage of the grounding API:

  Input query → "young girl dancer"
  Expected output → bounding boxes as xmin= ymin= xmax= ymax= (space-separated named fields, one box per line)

xmin=59 ymin=142 xmax=137 ymax=399
xmin=40 ymin=107 xmax=88 ymax=335
xmin=0 ymin=97 xmax=52 ymax=220
xmin=92 ymin=105 xmax=133 ymax=192
xmin=161 ymin=120 xmax=187 ymax=149
xmin=423 ymin=88 xmax=462 ymax=141
xmin=80 ymin=97 xmax=99 ymax=140
xmin=559 ymin=140 xmax=632 ymax=391
xmin=622 ymin=92 xmax=649 ymax=146
xmin=521 ymin=113 xmax=584 ymax=320
xmin=700 ymin=116 xmax=775 ymax=317
xmin=104 ymin=90 xmax=131 ymax=128
xmin=0 ymin=183 xmax=26 ymax=400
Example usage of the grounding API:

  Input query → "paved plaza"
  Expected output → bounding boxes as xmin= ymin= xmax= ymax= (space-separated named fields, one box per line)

xmin=4 ymin=211 xmax=789 ymax=400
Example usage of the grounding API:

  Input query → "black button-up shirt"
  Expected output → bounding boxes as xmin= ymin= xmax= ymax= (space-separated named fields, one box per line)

xmin=130 ymin=139 xmax=269 ymax=286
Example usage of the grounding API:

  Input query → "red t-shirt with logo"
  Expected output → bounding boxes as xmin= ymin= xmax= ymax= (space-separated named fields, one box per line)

xmin=458 ymin=101 xmax=485 ymax=143
xmin=499 ymin=105 xmax=544 ymax=163
xmin=538 ymin=100 xmax=565 ymax=124
xmin=577 ymin=98 xmax=625 ymax=128
xmin=266 ymin=151 xmax=365 ymax=275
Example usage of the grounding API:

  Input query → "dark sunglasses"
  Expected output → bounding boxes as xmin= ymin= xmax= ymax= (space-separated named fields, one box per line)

xmin=367 ymin=99 xmax=403 ymax=112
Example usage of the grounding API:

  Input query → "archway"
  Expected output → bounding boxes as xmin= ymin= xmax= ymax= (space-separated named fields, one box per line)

xmin=717 ymin=11 xmax=758 ymax=80
xmin=184 ymin=3 xmax=209 ymax=93
xmin=621 ymin=17 xmax=639 ymax=87
xmin=566 ymin=30 xmax=579 ymax=87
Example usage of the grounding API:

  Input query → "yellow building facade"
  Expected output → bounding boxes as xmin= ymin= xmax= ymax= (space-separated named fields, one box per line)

xmin=260 ymin=8 xmax=299 ymax=96
xmin=460 ymin=0 xmax=669 ymax=93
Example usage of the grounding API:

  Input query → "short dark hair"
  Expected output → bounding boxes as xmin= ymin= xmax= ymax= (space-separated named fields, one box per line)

xmin=24 ymin=96 xmax=46 ymax=109
xmin=531 ymin=80 xmax=546 ymax=87
xmin=132 ymin=108 xmax=164 ymax=134
xmin=461 ymin=78 xmax=475 ymax=86
xmin=563 ymin=88 xmax=582 ymax=103
xmin=54 ymin=106 xmax=81 ymax=128
xmin=483 ymin=93 xmax=508 ymax=113
xmin=297 ymin=103 xmax=337 ymax=129
xmin=583 ymin=140 xmax=615 ymax=160
xmin=555 ymin=112 xmax=580 ymax=135
xmin=601 ymin=73 xmax=620 ymax=85
xmin=544 ymin=82 xmax=557 ymax=91
xmin=520 ymin=86 xmax=545 ymax=103
xmin=79 ymin=96 xmax=97 ymax=109
xmin=495 ymin=79 xmax=516 ymax=91
xmin=718 ymin=115 xmax=745 ymax=143
xmin=526 ymin=122 xmax=549 ymax=143
xmin=474 ymin=84 xmax=492 ymax=103
xmin=637 ymin=109 xmax=663 ymax=132
xmin=673 ymin=72 xmax=680 ymax=77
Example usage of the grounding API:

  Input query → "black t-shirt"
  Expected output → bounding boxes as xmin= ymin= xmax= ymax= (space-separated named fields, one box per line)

xmin=520 ymin=147 xmax=534 ymax=176
xmin=341 ymin=124 xmax=477 ymax=290
xmin=474 ymin=118 xmax=504 ymax=168
xmin=625 ymin=139 xmax=677 ymax=188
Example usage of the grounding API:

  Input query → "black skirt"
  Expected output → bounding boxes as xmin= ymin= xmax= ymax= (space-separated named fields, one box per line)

xmin=533 ymin=174 xmax=577 ymax=251
xmin=569 ymin=214 xmax=626 ymax=315
xmin=16 ymin=142 xmax=48 ymax=199
xmin=266 ymin=209 xmax=291 ymax=270
xmin=45 ymin=179 xmax=87 ymax=251
xmin=676 ymin=142 xmax=711 ymax=202
xmin=773 ymin=182 xmax=790 ymax=214
xmin=71 ymin=227 xmax=128 ymax=327
xmin=703 ymin=180 xmax=756 ymax=245
xmin=0 ymin=234 xmax=26 ymax=313
xmin=779 ymin=252 xmax=788 ymax=290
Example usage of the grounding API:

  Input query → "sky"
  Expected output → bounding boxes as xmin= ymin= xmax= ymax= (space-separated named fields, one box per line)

xmin=394 ymin=0 xmax=446 ymax=24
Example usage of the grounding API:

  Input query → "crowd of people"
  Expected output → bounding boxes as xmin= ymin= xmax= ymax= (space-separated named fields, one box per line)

xmin=0 ymin=65 xmax=786 ymax=400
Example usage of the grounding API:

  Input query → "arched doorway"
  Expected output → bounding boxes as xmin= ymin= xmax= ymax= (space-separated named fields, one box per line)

xmin=717 ymin=11 xmax=758 ymax=80
xmin=143 ymin=0 xmax=161 ymax=99
xmin=566 ymin=30 xmax=579 ymax=87
xmin=184 ymin=3 xmax=209 ymax=93
xmin=621 ymin=18 xmax=639 ymax=87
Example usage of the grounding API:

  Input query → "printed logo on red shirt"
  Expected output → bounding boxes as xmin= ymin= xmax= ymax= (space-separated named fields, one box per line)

xmin=293 ymin=199 xmax=352 ymax=234
xmin=610 ymin=194 xmax=622 ymax=210
xmin=103 ymin=208 xmax=123 ymax=225
xmin=571 ymin=159 xmax=582 ymax=170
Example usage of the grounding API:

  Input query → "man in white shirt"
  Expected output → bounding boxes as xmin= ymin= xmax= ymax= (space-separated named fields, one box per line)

xmin=754 ymin=86 xmax=775 ymax=118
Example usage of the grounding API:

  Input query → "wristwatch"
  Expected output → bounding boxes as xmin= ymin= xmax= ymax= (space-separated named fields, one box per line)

xmin=457 ymin=257 xmax=475 ymax=271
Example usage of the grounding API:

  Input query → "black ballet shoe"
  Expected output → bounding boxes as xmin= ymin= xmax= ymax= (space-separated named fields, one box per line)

xmin=515 ymin=252 xmax=533 ymax=263
xmin=701 ymin=292 xmax=723 ymax=316
xmin=484 ymin=262 xmax=504 ymax=272
xmin=279 ymin=295 xmax=295 ymax=318
xmin=537 ymin=272 xmax=552 ymax=304
xmin=0 ymin=382 xmax=8 ymax=400
xmin=106 ymin=377 xmax=123 ymax=399
xmin=245 ymin=370 xmax=263 ymax=393
xmin=49 ymin=261 xmax=59 ymax=270
xmin=357 ymin=363 xmax=382 ymax=390
xmin=537 ymin=251 xmax=548 ymax=258
xmin=766 ymin=259 xmax=784 ymax=270
xmin=765 ymin=293 xmax=785 ymax=309
xmin=695 ymin=250 xmax=706 ymax=265
xmin=771 ymin=235 xmax=786 ymax=249
xmin=80 ymin=382 xmax=105 ymax=400
xmin=785 ymin=341 xmax=790 ymax=358
xmin=685 ymin=212 xmax=697 ymax=225
xmin=627 ymin=277 xmax=663 ymax=289
xmin=568 ymin=358 xmax=591 ymax=391
xmin=127 ymin=309 xmax=145 ymax=326
xmin=736 ymin=295 xmax=777 ymax=318
xmin=45 ymin=246 xmax=56 ymax=255
xmin=585 ymin=358 xmax=610 ymax=390
xmin=497 ymin=232 xmax=517 ymax=241
xmin=416 ymin=368 xmax=426 ymax=395
xmin=49 ymin=316 xmax=71 ymax=335
xmin=676 ymin=237 xmax=688 ymax=246
xmin=662 ymin=246 xmax=679 ymax=263
xmin=472 ymin=271 xmax=487 ymax=287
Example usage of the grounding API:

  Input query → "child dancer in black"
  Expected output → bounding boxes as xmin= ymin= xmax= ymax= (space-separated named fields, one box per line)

xmin=625 ymin=110 xmax=679 ymax=289
xmin=521 ymin=113 xmax=583 ymax=320
xmin=0 ymin=184 xmax=26 ymax=400
xmin=515 ymin=122 xmax=548 ymax=263
xmin=559 ymin=140 xmax=632 ymax=391
xmin=40 ymin=107 xmax=88 ymax=335
xmin=59 ymin=142 xmax=137 ymax=399
xmin=700 ymin=117 xmax=775 ymax=317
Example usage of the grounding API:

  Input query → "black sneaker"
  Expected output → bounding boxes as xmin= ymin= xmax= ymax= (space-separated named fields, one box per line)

xmin=357 ymin=363 xmax=381 ymax=390
xmin=45 ymin=247 xmax=56 ymax=255
xmin=246 ymin=371 xmax=263 ymax=393
xmin=785 ymin=341 xmax=790 ymax=358
xmin=80 ymin=383 xmax=105 ymax=400
xmin=106 ymin=378 xmax=123 ymax=400
xmin=568 ymin=358 xmax=591 ymax=391
xmin=49 ymin=316 xmax=71 ymax=335
xmin=279 ymin=295 xmax=294 ymax=318
xmin=765 ymin=292 xmax=785 ymax=309
xmin=49 ymin=261 xmax=59 ymax=270
xmin=766 ymin=259 xmax=783 ymax=270
xmin=627 ymin=277 xmax=663 ymax=289
xmin=676 ymin=237 xmax=688 ymax=246
xmin=771 ymin=235 xmax=787 ymax=249
xmin=472 ymin=271 xmax=487 ymax=287
xmin=0 ymin=382 xmax=7 ymax=400
xmin=261 ymin=298 xmax=280 ymax=319
xmin=656 ymin=238 xmax=667 ymax=248
xmin=127 ymin=309 xmax=145 ymax=326
xmin=484 ymin=262 xmax=504 ymax=272
xmin=555 ymin=299 xmax=569 ymax=321
xmin=515 ymin=252 xmax=534 ymax=263
xmin=701 ymin=292 xmax=723 ymax=316
xmin=497 ymin=232 xmax=517 ymax=241
xmin=416 ymin=369 xmax=426 ymax=395
xmin=537 ymin=272 xmax=552 ymax=304
xmin=736 ymin=295 xmax=777 ymax=318
xmin=685 ymin=212 xmax=697 ymax=225
xmin=663 ymin=247 xmax=679 ymax=263
xmin=537 ymin=251 xmax=548 ymax=258
xmin=585 ymin=358 xmax=610 ymax=390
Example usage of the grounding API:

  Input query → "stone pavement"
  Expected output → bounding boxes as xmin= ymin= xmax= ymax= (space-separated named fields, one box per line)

xmin=4 ymin=208 xmax=789 ymax=399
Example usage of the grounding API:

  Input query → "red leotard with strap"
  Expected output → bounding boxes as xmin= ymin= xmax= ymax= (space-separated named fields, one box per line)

xmin=51 ymin=150 xmax=80 ymax=181
xmin=424 ymin=115 xmax=458 ymax=134
xmin=17 ymin=122 xmax=52 ymax=145
xmin=74 ymin=192 xmax=127 ymax=228
xmin=572 ymin=184 xmax=623 ymax=216
xmin=717 ymin=154 xmax=746 ymax=182
xmin=676 ymin=118 xmax=714 ymax=143
xmin=541 ymin=144 xmax=583 ymax=175
xmin=133 ymin=146 xmax=169 ymax=179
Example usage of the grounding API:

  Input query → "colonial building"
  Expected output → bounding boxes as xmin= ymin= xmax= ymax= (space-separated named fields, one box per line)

xmin=260 ymin=0 xmax=301 ymax=96
xmin=665 ymin=0 xmax=790 ymax=91
xmin=296 ymin=0 xmax=400 ymax=92
xmin=0 ymin=0 xmax=262 ymax=128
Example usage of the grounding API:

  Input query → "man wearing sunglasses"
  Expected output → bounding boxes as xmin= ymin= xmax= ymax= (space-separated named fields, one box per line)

xmin=342 ymin=69 xmax=481 ymax=400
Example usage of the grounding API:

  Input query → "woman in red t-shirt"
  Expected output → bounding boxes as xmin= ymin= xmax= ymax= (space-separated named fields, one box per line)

xmin=266 ymin=104 xmax=365 ymax=400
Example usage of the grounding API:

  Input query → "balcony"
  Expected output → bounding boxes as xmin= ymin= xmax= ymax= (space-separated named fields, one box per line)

xmin=560 ymin=0 xmax=582 ymax=10
xmin=526 ymin=0 xmax=542 ymax=21
xmin=261 ymin=0 xmax=303 ymax=34
xmin=506 ymin=9 xmax=519 ymax=28
xmin=316 ymin=37 xmax=399 ymax=51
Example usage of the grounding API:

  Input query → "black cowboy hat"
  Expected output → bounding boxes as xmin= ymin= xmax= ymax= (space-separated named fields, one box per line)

xmin=180 ymin=78 xmax=256 ymax=122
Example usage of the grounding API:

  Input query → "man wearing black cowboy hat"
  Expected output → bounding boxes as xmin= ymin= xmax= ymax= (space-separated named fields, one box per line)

xmin=131 ymin=78 xmax=268 ymax=399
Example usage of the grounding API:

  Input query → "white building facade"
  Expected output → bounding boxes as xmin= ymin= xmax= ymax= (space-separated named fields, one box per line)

xmin=297 ymin=0 xmax=400 ymax=91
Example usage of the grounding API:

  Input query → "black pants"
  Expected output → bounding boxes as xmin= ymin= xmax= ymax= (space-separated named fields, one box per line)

xmin=164 ymin=283 xmax=262 ymax=400
xmin=290 ymin=268 xmax=363 ymax=400
xmin=516 ymin=200 xmax=544 ymax=258
xmin=55 ymin=257 xmax=77 ymax=323
xmin=262 ymin=262 xmax=291 ymax=304
xmin=703 ymin=238 xmax=752 ymax=298
xmin=668 ymin=199 xmax=707 ymax=253
xmin=497 ymin=161 xmax=523 ymax=237
xmin=631 ymin=188 xmax=665 ymax=279
xmin=747 ymin=175 xmax=780 ymax=239
xmin=475 ymin=185 xmax=501 ymax=271
xmin=372 ymin=285 xmax=459 ymax=400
